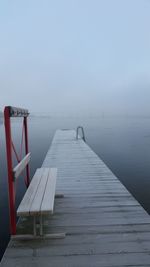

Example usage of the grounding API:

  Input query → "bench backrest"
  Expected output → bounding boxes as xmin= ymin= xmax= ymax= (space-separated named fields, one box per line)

xmin=13 ymin=153 xmax=31 ymax=180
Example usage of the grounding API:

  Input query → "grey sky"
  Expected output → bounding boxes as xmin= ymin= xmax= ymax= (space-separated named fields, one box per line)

xmin=0 ymin=0 xmax=150 ymax=115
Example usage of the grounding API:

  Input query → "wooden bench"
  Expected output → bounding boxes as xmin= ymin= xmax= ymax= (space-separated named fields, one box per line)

xmin=17 ymin=167 xmax=57 ymax=236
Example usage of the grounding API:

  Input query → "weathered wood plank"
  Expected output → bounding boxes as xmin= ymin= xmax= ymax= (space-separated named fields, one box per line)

xmin=2 ymin=129 xmax=150 ymax=267
xmin=2 ymin=253 xmax=150 ymax=267
xmin=17 ymin=168 xmax=43 ymax=216
xmin=17 ymin=167 xmax=57 ymax=217
xmin=13 ymin=153 xmax=31 ymax=179
xmin=29 ymin=168 xmax=49 ymax=215
xmin=40 ymin=168 xmax=57 ymax=214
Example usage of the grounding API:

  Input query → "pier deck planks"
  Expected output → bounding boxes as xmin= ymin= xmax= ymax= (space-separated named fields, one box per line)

xmin=1 ymin=129 xmax=150 ymax=266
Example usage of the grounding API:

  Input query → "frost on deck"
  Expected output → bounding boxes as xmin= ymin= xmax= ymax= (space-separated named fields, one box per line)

xmin=1 ymin=130 xmax=150 ymax=267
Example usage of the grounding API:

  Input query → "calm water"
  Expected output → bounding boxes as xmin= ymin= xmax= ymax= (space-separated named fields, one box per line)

xmin=1 ymin=116 xmax=150 ymax=259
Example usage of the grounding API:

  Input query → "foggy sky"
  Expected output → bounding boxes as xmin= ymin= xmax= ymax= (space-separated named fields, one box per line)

xmin=0 ymin=0 xmax=150 ymax=116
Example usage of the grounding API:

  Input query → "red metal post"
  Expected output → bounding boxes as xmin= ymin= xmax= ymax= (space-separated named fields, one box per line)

xmin=4 ymin=107 xmax=16 ymax=235
xmin=24 ymin=117 xmax=30 ymax=187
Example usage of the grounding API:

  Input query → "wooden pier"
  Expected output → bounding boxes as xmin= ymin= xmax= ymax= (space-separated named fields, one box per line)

xmin=1 ymin=129 xmax=150 ymax=266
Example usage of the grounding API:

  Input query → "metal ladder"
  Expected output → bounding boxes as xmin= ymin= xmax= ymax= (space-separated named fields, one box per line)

xmin=76 ymin=126 xmax=86 ymax=142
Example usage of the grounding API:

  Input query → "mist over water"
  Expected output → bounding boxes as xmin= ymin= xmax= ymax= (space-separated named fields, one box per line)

xmin=0 ymin=0 xmax=150 ymax=118
xmin=1 ymin=116 xmax=150 ymax=259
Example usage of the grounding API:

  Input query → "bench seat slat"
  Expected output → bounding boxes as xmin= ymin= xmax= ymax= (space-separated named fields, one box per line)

xmin=40 ymin=168 xmax=57 ymax=214
xmin=17 ymin=167 xmax=57 ymax=218
xmin=29 ymin=168 xmax=49 ymax=215
xmin=17 ymin=168 xmax=43 ymax=216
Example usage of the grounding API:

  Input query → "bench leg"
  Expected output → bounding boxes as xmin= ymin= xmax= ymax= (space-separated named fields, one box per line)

xmin=40 ymin=214 xmax=43 ymax=236
xmin=55 ymin=194 xmax=64 ymax=199
xmin=33 ymin=216 xmax=36 ymax=236
xmin=33 ymin=215 xmax=43 ymax=236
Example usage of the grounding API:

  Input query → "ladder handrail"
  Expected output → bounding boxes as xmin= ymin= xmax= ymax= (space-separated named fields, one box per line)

xmin=76 ymin=126 xmax=86 ymax=142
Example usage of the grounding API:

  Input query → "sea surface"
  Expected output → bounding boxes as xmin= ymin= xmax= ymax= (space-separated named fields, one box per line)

xmin=1 ymin=116 xmax=150 ymax=260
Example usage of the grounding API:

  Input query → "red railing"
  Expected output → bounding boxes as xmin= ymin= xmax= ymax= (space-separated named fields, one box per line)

xmin=4 ymin=106 xmax=30 ymax=235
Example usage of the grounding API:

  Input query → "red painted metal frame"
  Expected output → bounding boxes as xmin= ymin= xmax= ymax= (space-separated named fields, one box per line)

xmin=4 ymin=106 xmax=30 ymax=235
